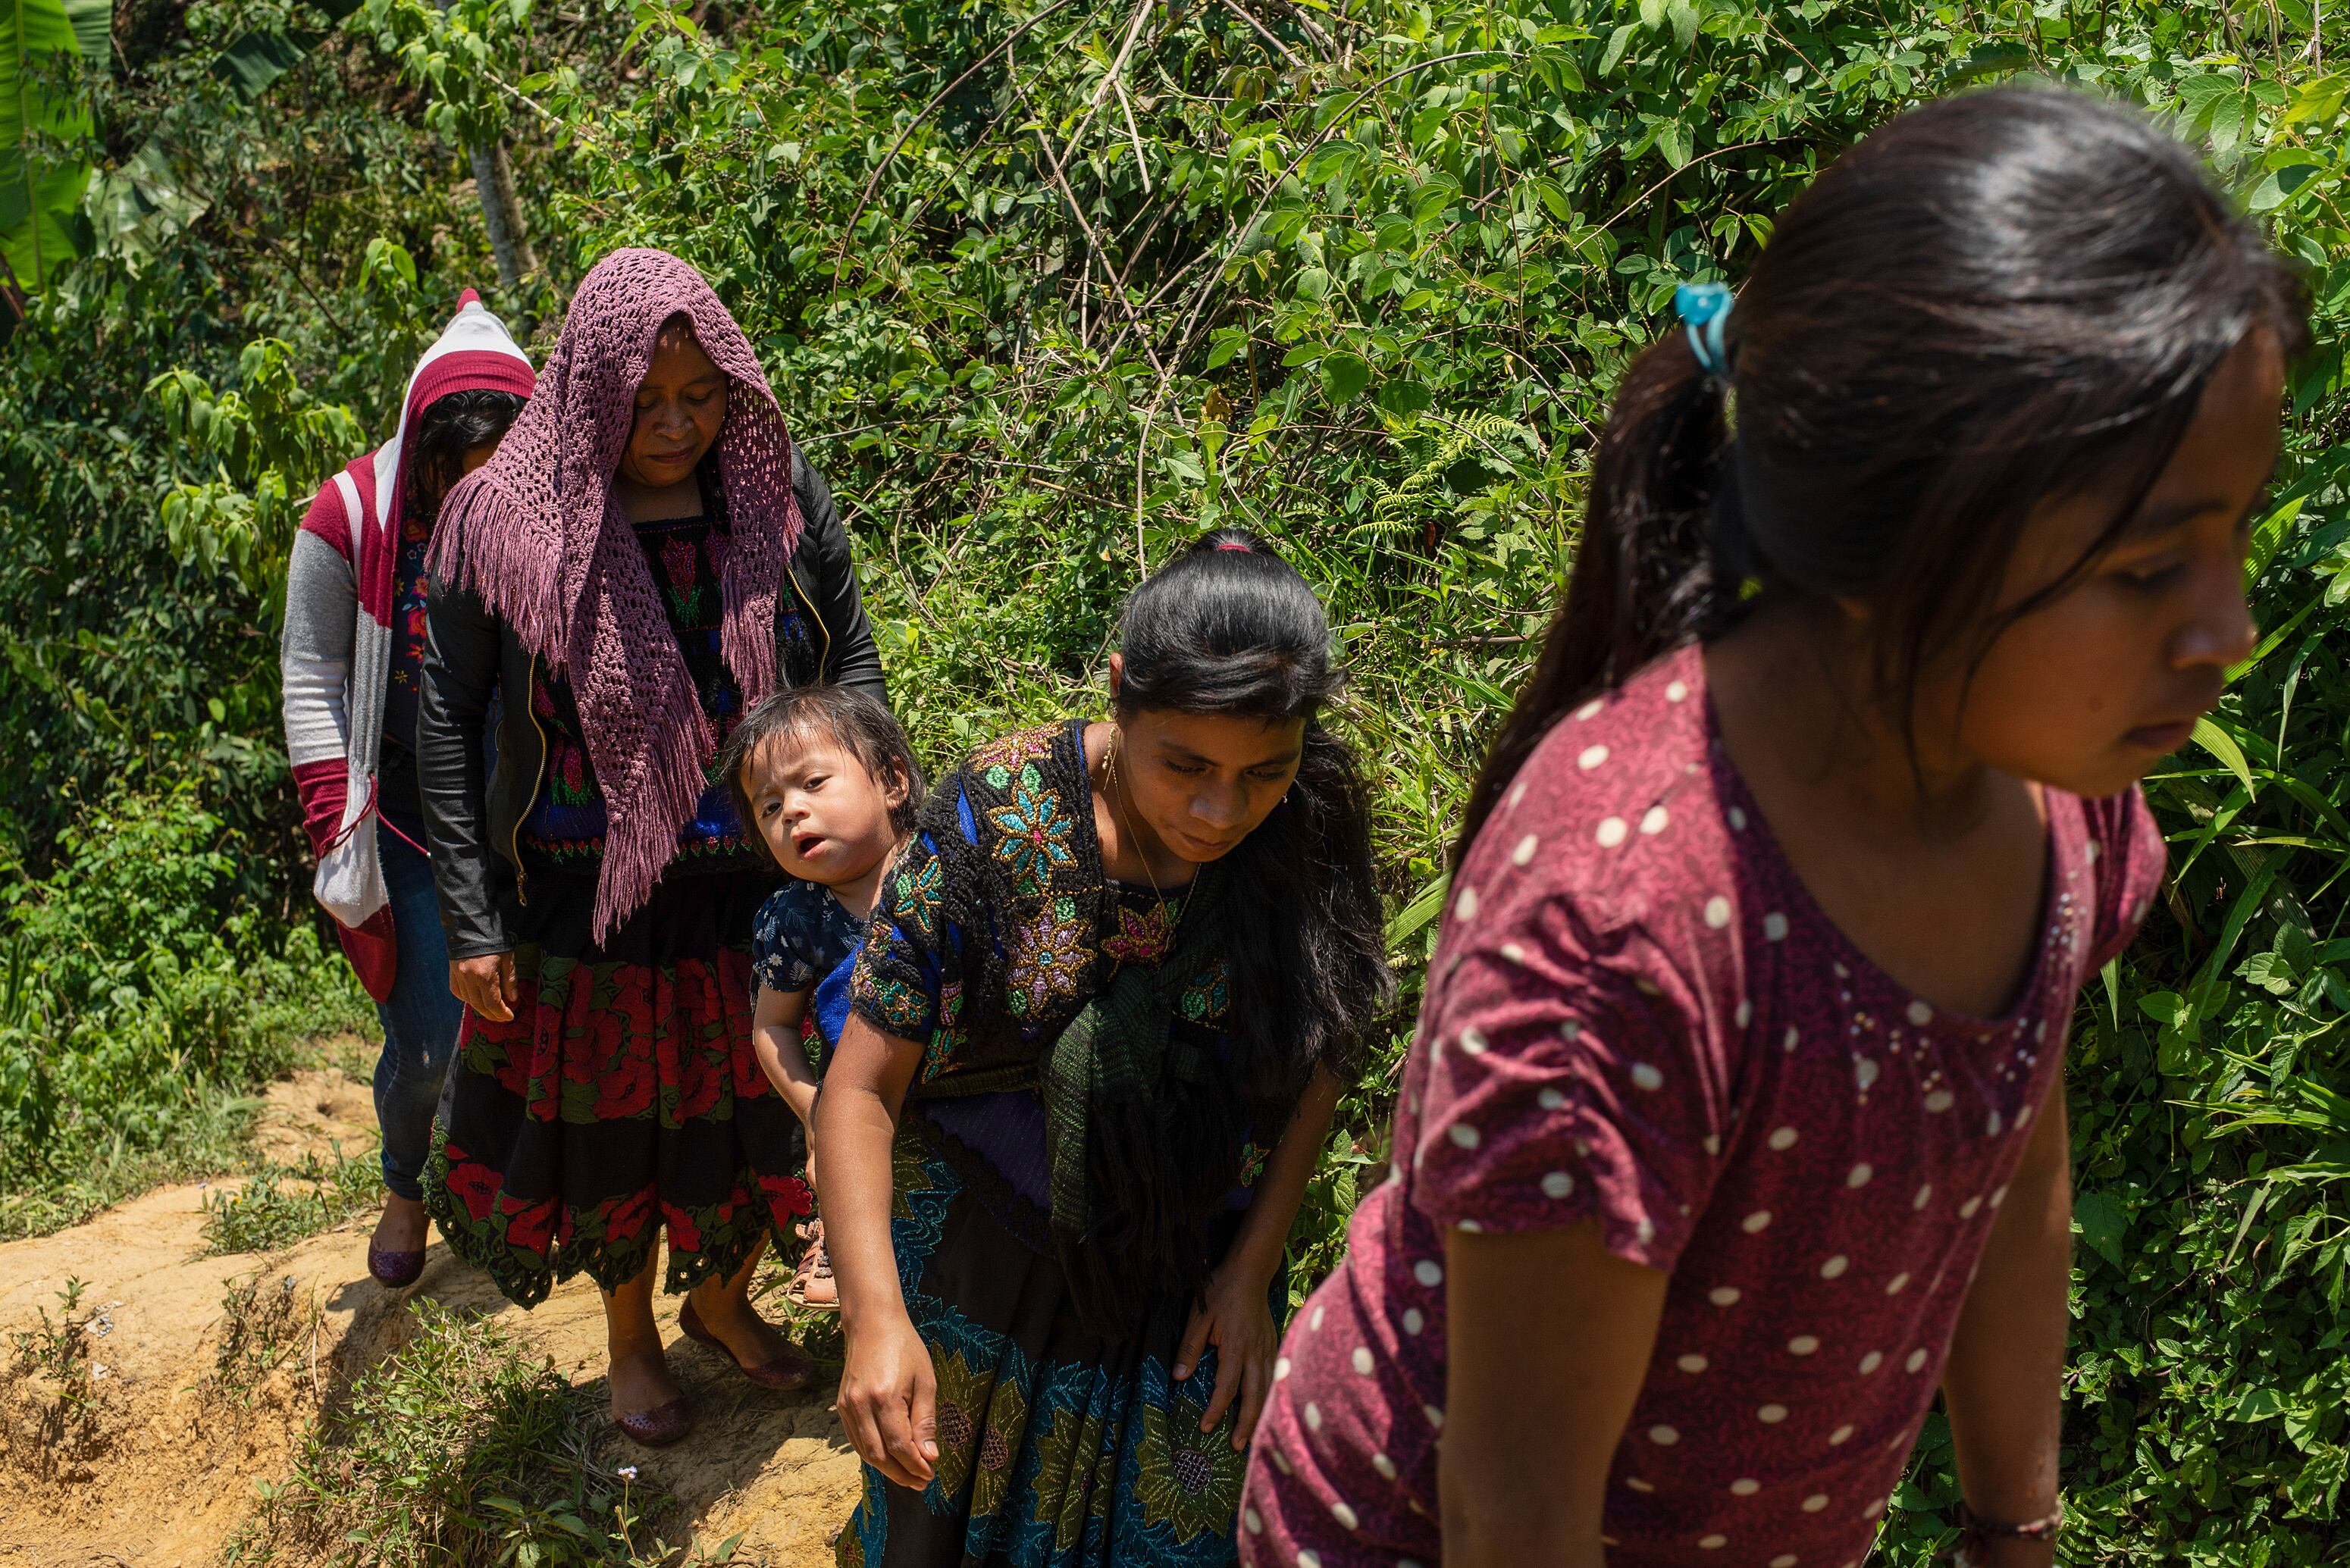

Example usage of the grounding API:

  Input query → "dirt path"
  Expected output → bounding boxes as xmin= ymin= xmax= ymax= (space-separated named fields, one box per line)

xmin=0 ymin=1052 xmax=862 ymax=1566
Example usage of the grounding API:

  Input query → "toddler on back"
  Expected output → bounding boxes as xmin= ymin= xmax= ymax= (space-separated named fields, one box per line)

xmin=722 ymin=684 xmax=927 ymax=1307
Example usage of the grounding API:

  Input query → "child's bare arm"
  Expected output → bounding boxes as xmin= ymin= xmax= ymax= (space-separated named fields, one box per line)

xmin=1938 ymin=1069 xmax=2070 ymax=1566
xmin=1440 ymin=1221 xmax=1668 ymax=1568
xmin=751 ymin=981 xmax=820 ymax=1125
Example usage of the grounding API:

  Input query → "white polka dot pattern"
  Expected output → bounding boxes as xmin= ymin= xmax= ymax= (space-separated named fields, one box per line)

xmin=1234 ymin=645 xmax=2170 ymax=1568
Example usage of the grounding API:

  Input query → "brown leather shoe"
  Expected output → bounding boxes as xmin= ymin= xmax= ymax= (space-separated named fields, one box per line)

xmin=614 ymin=1397 xmax=692 ymax=1447
xmin=678 ymin=1297 xmax=816 ymax=1391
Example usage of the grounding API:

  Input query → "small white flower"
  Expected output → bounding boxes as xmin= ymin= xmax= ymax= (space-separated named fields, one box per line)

xmin=618 ymin=1464 xmax=639 ymax=1482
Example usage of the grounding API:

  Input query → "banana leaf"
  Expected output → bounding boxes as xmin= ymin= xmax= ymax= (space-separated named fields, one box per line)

xmin=0 ymin=0 xmax=109 ymax=292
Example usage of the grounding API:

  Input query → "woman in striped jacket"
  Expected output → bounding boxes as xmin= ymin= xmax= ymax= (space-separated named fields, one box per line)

xmin=279 ymin=293 xmax=536 ymax=1288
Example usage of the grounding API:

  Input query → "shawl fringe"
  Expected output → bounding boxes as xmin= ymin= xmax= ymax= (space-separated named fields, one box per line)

xmin=428 ymin=249 xmax=806 ymax=939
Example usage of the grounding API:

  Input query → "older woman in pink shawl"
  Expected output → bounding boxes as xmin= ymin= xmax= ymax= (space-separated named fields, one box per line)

xmin=416 ymin=249 xmax=886 ymax=1444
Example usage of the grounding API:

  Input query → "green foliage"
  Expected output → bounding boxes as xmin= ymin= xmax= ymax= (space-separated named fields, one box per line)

xmin=360 ymin=0 xmax=537 ymax=148
xmin=202 ymin=1146 xmax=383 ymax=1254
xmin=8 ymin=0 xmax=2350 ymax=1557
xmin=227 ymin=1297 xmax=732 ymax=1568
xmin=0 ymin=781 xmax=371 ymax=1237
xmin=0 ymin=0 xmax=584 ymax=860
xmin=0 ymin=0 xmax=109 ymax=290
xmin=149 ymin=336 xmax=368 ymax=606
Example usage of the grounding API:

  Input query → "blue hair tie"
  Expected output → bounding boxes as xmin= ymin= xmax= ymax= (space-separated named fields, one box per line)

xmin=1675 ymin=281 xmax=1734 ymax=378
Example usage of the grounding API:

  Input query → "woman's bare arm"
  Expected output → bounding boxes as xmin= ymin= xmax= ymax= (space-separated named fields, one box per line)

xmin=1219 ymin=1065 xmax=1343 ymax=1289
xmin=1172 ymin=1064 xmax=1343 ymax=1447
xmin=1939 ymin=1073 xmax=2070 ymax=1565
xmin=1441 ymin=1221 xmax=1668 ymax=1568
xmin=814 ymin=1009 xmax=935 ymax=1488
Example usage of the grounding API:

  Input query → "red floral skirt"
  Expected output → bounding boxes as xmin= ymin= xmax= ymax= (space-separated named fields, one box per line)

xmin=425 ymin=869 xmax=811 ymax=1306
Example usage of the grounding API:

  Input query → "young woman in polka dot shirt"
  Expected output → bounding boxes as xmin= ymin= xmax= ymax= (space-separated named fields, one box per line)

xmin=1240 ymin=88 xmax=2306 ymax=1568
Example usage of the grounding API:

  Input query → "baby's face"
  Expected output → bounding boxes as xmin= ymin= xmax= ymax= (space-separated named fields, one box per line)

xmin=741 ymin=729 xmax=900 ymax=887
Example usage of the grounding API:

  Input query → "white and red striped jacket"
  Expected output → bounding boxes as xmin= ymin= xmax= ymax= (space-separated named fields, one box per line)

xmin=279 ymin=293 xmax=535 ymax=1000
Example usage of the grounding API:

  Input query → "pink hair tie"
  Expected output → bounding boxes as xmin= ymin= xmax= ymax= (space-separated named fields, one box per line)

xmin=1215 ymin=542 xmax=1252 ymax=552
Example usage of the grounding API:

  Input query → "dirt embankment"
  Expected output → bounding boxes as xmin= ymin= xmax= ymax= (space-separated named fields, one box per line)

xmin=0 ymin=1056 xmax=862 ymax=1567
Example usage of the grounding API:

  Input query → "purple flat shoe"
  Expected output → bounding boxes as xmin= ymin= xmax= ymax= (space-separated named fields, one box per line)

xmin=615 ymin=1397 xmax=692 ymax=1447
xmin=678 ymin=1297 xmax=817 ymax=1391
xmin=368 ymin=1241 xmax=426 ymax=1289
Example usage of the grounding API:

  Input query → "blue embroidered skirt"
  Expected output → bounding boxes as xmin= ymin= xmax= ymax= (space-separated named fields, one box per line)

xmin=836 ymin=1103 xmax=1279 ymax=1568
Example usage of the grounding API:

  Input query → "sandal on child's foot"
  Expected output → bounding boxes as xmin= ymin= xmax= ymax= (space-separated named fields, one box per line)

xmin=678 ymin=1297 xmax=817 ymax=1391
xmin=785 ymin=1230 xmax=838 ymax=1311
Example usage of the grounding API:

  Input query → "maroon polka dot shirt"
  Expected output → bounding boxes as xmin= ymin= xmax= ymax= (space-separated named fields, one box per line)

xmin=1242 ymin=643 xmax=2163 ymax=1568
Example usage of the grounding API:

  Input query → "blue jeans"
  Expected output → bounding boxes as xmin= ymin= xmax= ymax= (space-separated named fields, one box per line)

xmin=374 ymin=821 xmax=465 ymax=1202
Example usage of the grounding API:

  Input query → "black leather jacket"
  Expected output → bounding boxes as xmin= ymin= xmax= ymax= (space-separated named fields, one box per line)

xmin=418 ymin=450 xmax=885 ymax=959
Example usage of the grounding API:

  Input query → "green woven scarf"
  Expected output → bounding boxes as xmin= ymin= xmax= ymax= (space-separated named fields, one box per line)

xmin=1037 ymin=856 xmax=1229 ymax=1241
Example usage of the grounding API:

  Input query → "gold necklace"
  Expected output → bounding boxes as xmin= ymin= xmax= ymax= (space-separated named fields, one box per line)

xmin=1100 ymin=728 xmax=1177 ymax=943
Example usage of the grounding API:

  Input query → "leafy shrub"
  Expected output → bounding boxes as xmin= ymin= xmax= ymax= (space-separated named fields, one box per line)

xmin=0 ymin=1277 xmax=117 ymax=1483
xmin=0 ymin=781 xmax=371 ymax=1237
xmin=210 ymin=1273 xmax=318 ymax=1407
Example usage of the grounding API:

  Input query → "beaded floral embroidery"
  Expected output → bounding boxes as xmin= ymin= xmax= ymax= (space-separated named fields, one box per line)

xmin=988 ymin=768 xmax=1078 ymax=898
xmin=1005 ymin=897 xmax=1089 ymax=1019
xmin=1103 ymin=899 xmax=1180 ymax=968
xmin=894 ymin=851 xmax=947 ymax=939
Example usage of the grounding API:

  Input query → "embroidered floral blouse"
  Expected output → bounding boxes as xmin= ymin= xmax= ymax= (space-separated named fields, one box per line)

xmin=849 ymin=720 xmax=1249 ymax=1237
xmin=851 ymin=720 xmax=1227 ymax=1081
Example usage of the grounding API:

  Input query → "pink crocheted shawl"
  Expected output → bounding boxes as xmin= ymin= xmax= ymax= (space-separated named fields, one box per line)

xmin=431 ymin=248 xmax=806 ymax=939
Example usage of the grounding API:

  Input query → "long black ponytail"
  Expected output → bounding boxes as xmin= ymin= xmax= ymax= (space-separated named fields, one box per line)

xmin=1459 ymin=85 xmax=2305 ymax=860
